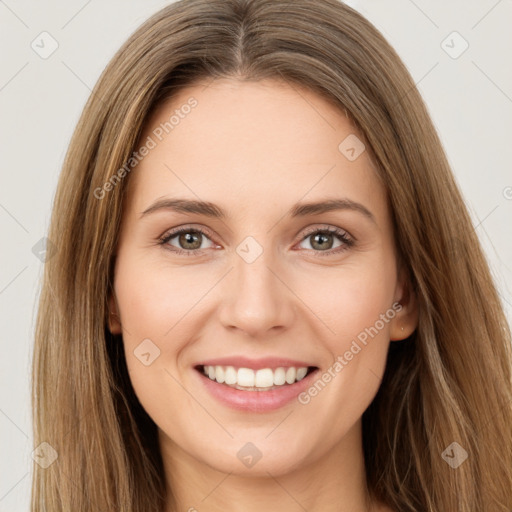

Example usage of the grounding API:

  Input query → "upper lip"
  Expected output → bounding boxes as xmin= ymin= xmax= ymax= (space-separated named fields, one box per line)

xmin=194 ymin=356 xmax=317 ymax=371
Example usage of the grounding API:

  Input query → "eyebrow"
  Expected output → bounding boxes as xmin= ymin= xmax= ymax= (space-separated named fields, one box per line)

xmin=140 ymin=197 xmax=376 ymax=223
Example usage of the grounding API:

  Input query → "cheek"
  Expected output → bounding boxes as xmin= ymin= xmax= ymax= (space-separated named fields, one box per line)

xmin=113 ymin=257 xmax=207 ymax=422
xmin=293 ymin=258 xmax=396 ymax=406
xmin=114 ymin=255 xmax=209 ymax=342
xmin=293 ymin=258 xmax=396 ymax=344
xmin=113 ymin=255 xmax=213 ymax=401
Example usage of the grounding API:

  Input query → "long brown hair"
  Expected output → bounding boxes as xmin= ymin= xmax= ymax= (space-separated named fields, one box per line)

xmin=32 ymin=0 xmax=512 ymax=510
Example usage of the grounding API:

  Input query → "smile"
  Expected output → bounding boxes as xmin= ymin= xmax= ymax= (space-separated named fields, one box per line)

xmin=199 ymin=365 xmax=315 ymax=391
xmin=193 ymin=359 xmax=320 ymax=412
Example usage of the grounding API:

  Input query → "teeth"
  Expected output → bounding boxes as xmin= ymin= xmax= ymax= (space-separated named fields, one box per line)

xmin=285 ymin=367 xmax=296 ymax=384
xmin=215 ymin=366 xmax=225 ymax=384
xmin=201 ymin=365 xmax=311 ymax=389
xmin=296 ymin=367 xmax=308 ymax=380
xmin=273 ymin=367 xmax=286 ymax=385
xmin=255 ymin=368 xmax=274 ymax=387
xmin=224 ymin=366 xmax=237 ymax=385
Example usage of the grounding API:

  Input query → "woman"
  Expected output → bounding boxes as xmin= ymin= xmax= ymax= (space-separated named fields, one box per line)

xmin=31 ymin=0 xmax=512 ymax=511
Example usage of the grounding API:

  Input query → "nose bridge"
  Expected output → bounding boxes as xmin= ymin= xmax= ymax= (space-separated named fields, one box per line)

xmin=217 ymin=235 xmax=294 ymax=336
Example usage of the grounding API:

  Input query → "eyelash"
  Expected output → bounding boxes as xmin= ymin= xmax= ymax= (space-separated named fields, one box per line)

xmin=158 ymin=225 xmax=355 ymax=258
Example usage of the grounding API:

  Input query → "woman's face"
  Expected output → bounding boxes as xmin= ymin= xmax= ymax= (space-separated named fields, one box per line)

xmin=110 ymin=78 xmax=415 ymax=476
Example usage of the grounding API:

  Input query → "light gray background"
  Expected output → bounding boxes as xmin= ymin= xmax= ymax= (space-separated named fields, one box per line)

xmin=1 ymin=1 xmax=511 ymax=510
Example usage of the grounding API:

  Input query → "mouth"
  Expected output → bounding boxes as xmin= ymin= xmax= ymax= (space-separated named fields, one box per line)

xmin=194 ymin=364 xmax=319 ymax=392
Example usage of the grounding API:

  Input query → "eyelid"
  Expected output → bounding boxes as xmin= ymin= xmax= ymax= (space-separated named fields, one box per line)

xmin=298 ymin=224 xmax=352 ymax=239
xmin=159 ymin=224 xmax=217 ymax=242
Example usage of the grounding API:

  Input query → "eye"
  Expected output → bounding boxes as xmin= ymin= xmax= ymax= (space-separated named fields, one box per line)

xmin=159 ymin=226 xmax=216 ymax=255
xmin=296 ymin=226 xmax=354 ymax=256
xmin=158 ymin=224 xmax=354 ymax=257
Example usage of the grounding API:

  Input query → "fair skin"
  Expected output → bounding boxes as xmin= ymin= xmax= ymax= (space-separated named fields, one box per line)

xmin=109 ymin=78 xmax=417 ymax=512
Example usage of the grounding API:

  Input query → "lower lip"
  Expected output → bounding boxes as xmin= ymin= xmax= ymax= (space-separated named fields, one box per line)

xmin=194 ymin=367 xmax=319 ymax=412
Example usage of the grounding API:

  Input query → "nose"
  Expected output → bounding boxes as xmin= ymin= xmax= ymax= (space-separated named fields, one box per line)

xmin=217 ymin=245 xmax=296 ymax=339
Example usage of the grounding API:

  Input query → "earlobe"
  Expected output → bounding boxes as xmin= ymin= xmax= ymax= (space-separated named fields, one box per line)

xmin=390 ymin=269 xmax=419 ymax=341
xmin=108 ymin=294 xmax=123 ymax=335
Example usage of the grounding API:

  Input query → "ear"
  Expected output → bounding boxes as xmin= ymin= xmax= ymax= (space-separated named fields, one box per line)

xmin=108 ymin=293 xmax=123 ymax=335
xmin=389 ymin=266 xmax=418 ymax=341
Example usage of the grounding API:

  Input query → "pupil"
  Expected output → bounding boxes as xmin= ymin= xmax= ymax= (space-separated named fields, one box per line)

xmin=180 ymin=232 xmax=201 ymax=249
xmin=312 ymin=233 xmax=332 ymax=250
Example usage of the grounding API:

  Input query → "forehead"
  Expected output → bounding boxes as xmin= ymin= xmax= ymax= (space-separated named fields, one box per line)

xmin=125 ymin=78 xmax=385 ymax=222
